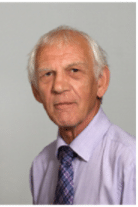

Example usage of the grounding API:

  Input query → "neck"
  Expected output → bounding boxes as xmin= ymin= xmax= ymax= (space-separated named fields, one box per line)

xmin=59 ymin=100 xmax=100 ymax=144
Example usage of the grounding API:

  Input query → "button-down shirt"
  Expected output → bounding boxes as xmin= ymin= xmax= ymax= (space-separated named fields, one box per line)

xmin=30 ymin=108 xmax=136 ymax=204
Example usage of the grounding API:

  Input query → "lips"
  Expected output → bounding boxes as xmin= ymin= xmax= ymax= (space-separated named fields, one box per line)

xmin=54 ymin=102 xmax=76 ymax=110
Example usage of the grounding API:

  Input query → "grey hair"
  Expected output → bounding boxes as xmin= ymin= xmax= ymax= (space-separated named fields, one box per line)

xmin=27 ymin=25 xmax=108 ymax=88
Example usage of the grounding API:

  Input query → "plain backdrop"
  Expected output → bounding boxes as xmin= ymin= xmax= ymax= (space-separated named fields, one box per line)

xmin=0 ymin=3 xmax=136 ymax=204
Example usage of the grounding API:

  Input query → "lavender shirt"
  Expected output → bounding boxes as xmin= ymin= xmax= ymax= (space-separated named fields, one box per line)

xmin=30 ymin=108 xmax=136 ymax=204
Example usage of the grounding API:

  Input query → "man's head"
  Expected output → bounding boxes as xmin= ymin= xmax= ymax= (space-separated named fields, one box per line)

xmin=27 ymin=26 xmax=110 ymax=128
xmin=28 ymin=26 xmax=108 ymax=88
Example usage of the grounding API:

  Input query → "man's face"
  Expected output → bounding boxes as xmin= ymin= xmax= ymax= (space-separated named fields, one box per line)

xmin=35 ymin=36 xmax=99 ymax=127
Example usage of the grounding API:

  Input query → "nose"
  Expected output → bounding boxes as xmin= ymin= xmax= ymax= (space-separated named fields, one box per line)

xmin=52 ymin=71 xmax=70 ymax=94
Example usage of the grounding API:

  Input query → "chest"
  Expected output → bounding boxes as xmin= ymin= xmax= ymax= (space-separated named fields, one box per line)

xmin=34 ymin=149 xmax=121 ymax=204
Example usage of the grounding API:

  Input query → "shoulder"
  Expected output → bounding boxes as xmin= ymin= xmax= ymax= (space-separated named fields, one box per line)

xmin=107 ymin=124 xmax=135 ymax=149
xmin=32 ymin=140 xmax=57 ymax=167
xmin=105 ymin=124 xmax=136 ymax=167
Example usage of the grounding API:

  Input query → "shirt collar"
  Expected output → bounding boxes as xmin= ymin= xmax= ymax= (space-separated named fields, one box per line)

xmin=55 ymin=107 xmax=112 ymax=162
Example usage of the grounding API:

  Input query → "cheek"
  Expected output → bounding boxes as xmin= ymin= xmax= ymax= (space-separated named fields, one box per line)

xmin=77 ymin=79 xmax=98 ymax=107
xmin=75 ymin=78 xmax=96 ymax=97
xmin=38 ymin=86 xmax=52 ymax=107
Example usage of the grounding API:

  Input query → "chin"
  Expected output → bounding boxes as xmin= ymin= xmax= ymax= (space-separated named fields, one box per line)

xmin=48 ymin=110 xmax=85 ymax=128
xmin=51 ymin=116 xmax=80 ymax=128
xmin=58 ymin=118 xmax=84 ymax=128
xmin=57 ymin=121 xmax=77 ymax=128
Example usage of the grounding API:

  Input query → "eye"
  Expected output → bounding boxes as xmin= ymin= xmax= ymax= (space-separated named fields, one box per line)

xmin=45 ymin=71 xmax=52 ymax=76
xmin=71 ymin=68 xmax=79 ymax=73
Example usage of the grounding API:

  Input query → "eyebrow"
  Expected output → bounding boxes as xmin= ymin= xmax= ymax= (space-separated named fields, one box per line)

xmin=38 ymin=68 xmax=51 ymax=73
xmin=66 ymin=61 xmax=88 ymax=68
xmin=37 ymin=61 xmax=88 ymax=73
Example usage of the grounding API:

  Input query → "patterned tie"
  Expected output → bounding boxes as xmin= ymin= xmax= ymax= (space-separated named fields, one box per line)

xmin=53 ymin=146 xmax=77 ymax=204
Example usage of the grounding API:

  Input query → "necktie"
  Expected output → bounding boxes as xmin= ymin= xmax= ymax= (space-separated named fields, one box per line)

xmin=53 ymin=146 xmax=77 ymax=204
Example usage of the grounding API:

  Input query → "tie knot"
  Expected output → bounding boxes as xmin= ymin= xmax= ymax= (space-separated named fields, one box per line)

xmin=58 ymin=146 xmax=77 ymax=165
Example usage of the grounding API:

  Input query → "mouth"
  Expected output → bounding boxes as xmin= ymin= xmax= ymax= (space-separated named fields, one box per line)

xmin=54 ymin=102 xmax=76 ymax=110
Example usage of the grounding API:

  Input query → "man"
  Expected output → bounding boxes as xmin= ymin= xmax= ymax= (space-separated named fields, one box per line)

xmin=28 ymin=26 xmax=136 ymax=204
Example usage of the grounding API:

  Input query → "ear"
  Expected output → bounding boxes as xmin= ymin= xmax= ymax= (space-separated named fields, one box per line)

xmin=31 ymin=84 xmax=43 ymax=103
xmin=97 ymin=66 xmax=110 ymax=98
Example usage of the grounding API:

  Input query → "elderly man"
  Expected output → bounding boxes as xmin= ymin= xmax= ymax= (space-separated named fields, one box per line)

xmin=28 ymin=26 xmax=135 ymax=205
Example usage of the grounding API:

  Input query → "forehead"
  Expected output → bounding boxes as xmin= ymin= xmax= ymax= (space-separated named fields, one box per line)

xmin=35 ymin=35 xmax=93 ymax=68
